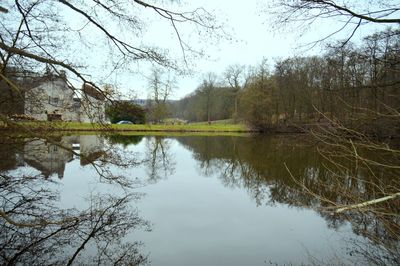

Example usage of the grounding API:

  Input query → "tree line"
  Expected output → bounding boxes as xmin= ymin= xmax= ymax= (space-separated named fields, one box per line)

xmin=171 ymin=28 xmax=399 ymax=136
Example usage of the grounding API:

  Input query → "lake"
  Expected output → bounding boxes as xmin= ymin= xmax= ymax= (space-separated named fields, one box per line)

xmin=0 ymin=134 xmax=398 ymax=265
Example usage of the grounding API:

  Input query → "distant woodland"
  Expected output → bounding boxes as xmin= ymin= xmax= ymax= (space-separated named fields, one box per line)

xmin=170 ymin=28 xmax=399 ymax=137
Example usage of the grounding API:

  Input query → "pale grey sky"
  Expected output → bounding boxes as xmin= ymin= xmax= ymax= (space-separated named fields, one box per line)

xmin=131 ymin=0 xmax=303 ymax=99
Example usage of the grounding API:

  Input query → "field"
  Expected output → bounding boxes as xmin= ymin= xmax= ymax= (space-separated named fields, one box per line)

xmin=0 ymin=120 xmax=252 ymax=133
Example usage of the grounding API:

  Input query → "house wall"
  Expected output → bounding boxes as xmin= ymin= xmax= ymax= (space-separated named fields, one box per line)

xmin=24 ymin=76 xmax=105 ymax=122
xmin=79 ymin=96 xmax=105 ymax=123
xmin=25 ymin=77 xmax=76 ymax=121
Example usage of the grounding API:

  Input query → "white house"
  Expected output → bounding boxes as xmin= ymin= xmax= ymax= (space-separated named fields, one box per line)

xmin=24 ymin=71 xmax=105 ymax=122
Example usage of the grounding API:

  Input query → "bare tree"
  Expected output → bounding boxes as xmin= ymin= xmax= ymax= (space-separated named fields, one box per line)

xmin=0 ymin=2 xmax=222 ymax=264
xmin=147 ymin=67 xmax=176 ymax=123
xmin=269 ymin=0 xmax=400 ymax=46
xmin=198 ymin=72 xmax=218 ymax=124
xmin=224 ymin=64 xmax=251 ymax=122
xmin=0 ymin=0 xmax=222 ymax=126
xmin=268 ymin=2 xmax=400 ymax=252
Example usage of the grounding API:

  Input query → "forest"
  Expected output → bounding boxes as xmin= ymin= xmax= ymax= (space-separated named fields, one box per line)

xmin=170 ymin=27 xmax=399 ymax=137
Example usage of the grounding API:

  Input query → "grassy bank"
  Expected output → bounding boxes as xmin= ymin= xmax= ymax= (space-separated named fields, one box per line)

xmin=0 ymin=121 xmax=252 ymax=133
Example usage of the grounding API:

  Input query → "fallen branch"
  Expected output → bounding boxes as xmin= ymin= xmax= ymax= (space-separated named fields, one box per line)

xmin=336 ymin=192 xmax=400 ymax=213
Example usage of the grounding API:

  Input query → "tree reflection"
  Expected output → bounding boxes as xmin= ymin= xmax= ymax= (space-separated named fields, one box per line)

xmin=143 ymin=136 xmax=175 ymax=183
xmin=2 ymin=133 xmax=398 ymax=264
xmin=106 ymin=134 xmax=144 ymax=148
xmin=0 ymin=172 xmax=149 ymax=265
xmin=177 ymin=135 xmax=308 ymax=206
xmin=0 ymin=134 xmax=149 ymax=265
xmin=175 ymin=135 xmax=400 ymax=264
xmin=0 ymin=135 xmax=27 ymax=172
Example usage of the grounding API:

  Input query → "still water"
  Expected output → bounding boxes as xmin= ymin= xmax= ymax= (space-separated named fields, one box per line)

xmin=0 ymin=134 xmax=398 ymax=265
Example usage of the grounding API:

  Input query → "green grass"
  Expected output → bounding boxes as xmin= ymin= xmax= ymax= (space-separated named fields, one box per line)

xmin=113 ymin=123 xmax=247 ymax=132
xmin=102 ymin=130 xmax=251 ymax=137
xmin=184 ymin=119 xmax=235 ymax=125
xmin=1 ymin=121 xmax=252 ymax=133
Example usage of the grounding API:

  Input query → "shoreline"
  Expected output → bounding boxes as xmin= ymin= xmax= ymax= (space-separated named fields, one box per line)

xmin=0 ymin=121 xmax=334 ymax=135
xmin=0 ymin=121 xmax=253 ymax=133
xmin=0 ymin=122 xmax=257 ymax=136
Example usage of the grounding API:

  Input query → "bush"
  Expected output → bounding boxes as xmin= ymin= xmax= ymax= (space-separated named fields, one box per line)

xmin=106 ymin=101 xmax=146 ymax=124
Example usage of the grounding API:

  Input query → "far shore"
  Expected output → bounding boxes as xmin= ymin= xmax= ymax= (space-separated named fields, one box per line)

xmin=0 ymin=121 xmax=254 ymax=133
xmin=0 ymin=121 xmax=331 ymax=135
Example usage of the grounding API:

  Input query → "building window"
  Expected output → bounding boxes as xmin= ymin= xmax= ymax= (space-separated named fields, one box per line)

xmin=49 ymin=96 xmax=59 ymax=106
xmin=73 ymin=99 xmax=81 ymax=111
xmin=49 ymin=96 xmax=63 ymax=106
xmin=48 ymin=145 xmax=58 ymax=152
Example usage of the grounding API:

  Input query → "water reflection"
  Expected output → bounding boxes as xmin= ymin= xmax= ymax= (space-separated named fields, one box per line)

xmin=174 ymin=135 xmax=400 ymax=265
xmin=176 ymin=135 xmax=323 ymax=206
xmin=0 ymin=134 xmax=398 ymax=265
xmin=107 ymin=134 xmax=143 ymax=147
xmin=23 ymin=135 xmax=106 ymax=178
xmin=144 ymin=137 xmax=176 ymax=183
xmin=0 ymin=134 xmax=149 ymax=265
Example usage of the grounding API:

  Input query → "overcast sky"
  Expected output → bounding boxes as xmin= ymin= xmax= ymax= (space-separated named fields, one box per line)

xmin=102 ymin=0 xmax=381 ymax=100
xmin=130 ymin=0 xmax=299 ymax=100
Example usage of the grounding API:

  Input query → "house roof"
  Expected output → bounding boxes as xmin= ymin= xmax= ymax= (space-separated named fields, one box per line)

xmin=82 ymin=83 xmax=105 ymax=101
